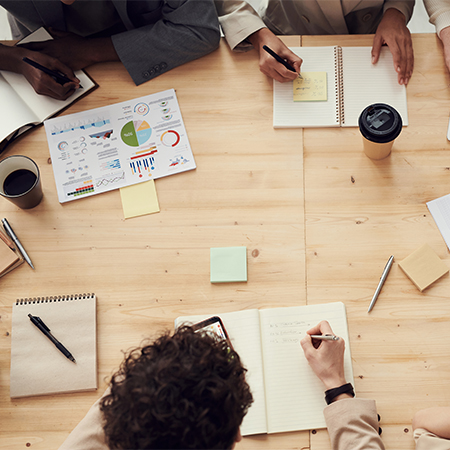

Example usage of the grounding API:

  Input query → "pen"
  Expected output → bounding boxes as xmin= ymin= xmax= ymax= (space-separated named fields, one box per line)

xmin=310 ymin=334 xmax=340 ymax=341
xmin=22 ymin=57 xmax=82 ymax=88
xmin=0 ymin=228 xmax=15 ymax=250
xmin=2 ymin=218 xmax=34 ymax=269
xmin=367 ymin=255 xmax=394 ymax=313
xmin=263 ymin=45 xmax=302 ymax=79
xmin=28 ymin=314 xmax=76 ymax=363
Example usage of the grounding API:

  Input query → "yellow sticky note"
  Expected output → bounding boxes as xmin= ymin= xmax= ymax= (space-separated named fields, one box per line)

xmin=293 ymin=72 xmax=327 ymax=102
xmin=120 ymin=180 xmax=160 ymax=219
xmin=398 ymin=244 xmax=449 ymax=292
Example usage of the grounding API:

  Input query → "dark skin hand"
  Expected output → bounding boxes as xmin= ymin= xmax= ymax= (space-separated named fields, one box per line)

xmin=0 ymin=43 xmax=79 ymax=100
xmin=18 ymin=28 xmax=119 ymax=72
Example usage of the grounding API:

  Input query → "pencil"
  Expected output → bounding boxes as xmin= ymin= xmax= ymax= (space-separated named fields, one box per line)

xmin=310 ymin=334 xmax=340 ymax=341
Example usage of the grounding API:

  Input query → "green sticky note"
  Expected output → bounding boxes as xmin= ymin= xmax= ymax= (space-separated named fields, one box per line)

xmin=210 ymin=247 xmax=247 ymax=283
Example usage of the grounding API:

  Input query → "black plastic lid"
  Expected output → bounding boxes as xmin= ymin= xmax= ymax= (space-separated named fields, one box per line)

xmin=358 ymin=103 xmax=402 ymax=143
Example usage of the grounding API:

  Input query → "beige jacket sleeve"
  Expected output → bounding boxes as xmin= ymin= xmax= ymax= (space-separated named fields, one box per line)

xmin=215 ymin=0 xmax=265 ymax=51
xmin=324 ymin=398 xmax=385 ymax=450
xmin=424 ymin=0 xmax=450 ymax=36
xmin=58 ymin=393 xmax=109 ymax=450
xmin=414 ymin=428 xmax=450 ymax=450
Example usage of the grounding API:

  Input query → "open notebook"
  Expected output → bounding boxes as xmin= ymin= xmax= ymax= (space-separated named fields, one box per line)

xmin=274 ymin=46 xmax=408 ymax=128
xmin=0 ymin=27 xmax=97 ymax=152
xmin=10 ymin=293 xmax=97 ymax=398
xmin=176 ymin=302 xmax=353 ymax=435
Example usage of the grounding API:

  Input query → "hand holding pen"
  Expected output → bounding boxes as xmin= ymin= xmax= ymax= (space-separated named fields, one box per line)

xmin=300 ymin=321 xmax=347 ymax=390
xmin=19 ymin=51 xmax=80 ymax=100
xmin=247 ymin=28 xmax=302 ymax=83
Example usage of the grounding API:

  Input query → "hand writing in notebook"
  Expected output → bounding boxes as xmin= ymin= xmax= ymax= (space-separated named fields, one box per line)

xmin=301 ymin=320 xmax=347 ymax=392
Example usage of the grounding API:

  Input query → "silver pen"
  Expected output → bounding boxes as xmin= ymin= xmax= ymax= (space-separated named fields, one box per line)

xmin=310 ymin=334 xmax=340 ymax=341
xmin=367 ymin=255 xmax=394 ymax=313
xmin=2 ymin=218 xmax=35 ymax=270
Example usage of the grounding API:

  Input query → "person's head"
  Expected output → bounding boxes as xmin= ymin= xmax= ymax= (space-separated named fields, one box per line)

xmin=100 ymin=325 xmax=253 ymax=449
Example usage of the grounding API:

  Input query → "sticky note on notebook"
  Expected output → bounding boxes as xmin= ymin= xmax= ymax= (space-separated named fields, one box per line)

xmin=120 ymin=180 xmax=160 ymax=219
xmin=293 ymin=72 xmax=327 ymax=102
xmin=210 ymin=247 xmax=247 ymax=283
xmin=398 ymin=244 xmax=449 ymax=292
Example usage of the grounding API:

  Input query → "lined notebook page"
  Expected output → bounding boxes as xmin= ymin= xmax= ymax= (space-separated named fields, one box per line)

xmin=273 ymin=47 xmax=339 ymax=128
xmin=10 ymin=294 xmax=97 ymax=398
xmin=341 ymin=47 xmax=408 ymax=127
xmin=259 ymin=302 xmax=353 ymax=433
xmin=175 ymin=310 xmax=267 ymax=436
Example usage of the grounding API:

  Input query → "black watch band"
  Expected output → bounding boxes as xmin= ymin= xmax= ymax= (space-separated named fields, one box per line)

xmin=325 ymin=383 xmax=355 ymax=405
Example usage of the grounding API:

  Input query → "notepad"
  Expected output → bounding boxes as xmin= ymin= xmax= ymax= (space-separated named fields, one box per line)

xmin=10 ymin=293 xmax=97 ymax=398
xmin=176 ymin=302 xmax=353 ymax=436
xmin=210 ymin=247 xmax=247 ymax=283
xmin=274 ymin=46 xmax=408 ymax=128
xmin=0 ymin=237 xmax=23 ymax=278
xmin=398 ymin=244 xmax=449 ymax=291
xmin=293 ymin=72 xmax=327 ymax=102
xmin=0 ymin=28 xmax=97 ymax=152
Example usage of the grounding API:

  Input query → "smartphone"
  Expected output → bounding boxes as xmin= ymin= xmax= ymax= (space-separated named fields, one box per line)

xmin=192 ymin=316 xmax=232 ymax=348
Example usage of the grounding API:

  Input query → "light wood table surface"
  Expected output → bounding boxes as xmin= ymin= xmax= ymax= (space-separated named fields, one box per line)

xmin=0 ymin=33 xmax=448 ymax=450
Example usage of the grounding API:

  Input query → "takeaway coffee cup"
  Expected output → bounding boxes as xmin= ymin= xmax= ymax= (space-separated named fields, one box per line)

xmin=358 ymin=103 xmax=402 ymax=160
xmin=0 ymin=155 xmax=43 ymax=209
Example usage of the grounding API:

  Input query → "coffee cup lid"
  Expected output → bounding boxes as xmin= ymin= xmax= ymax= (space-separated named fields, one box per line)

xmin=358 ymin=103 xmax=402 ymax=143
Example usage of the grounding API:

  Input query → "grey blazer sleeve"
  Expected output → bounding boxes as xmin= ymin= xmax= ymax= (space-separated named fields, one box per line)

xmin=324 ymin=398 xmax=386 ymax=450
xmin=112 ymin=0 xmax=221 ymax=85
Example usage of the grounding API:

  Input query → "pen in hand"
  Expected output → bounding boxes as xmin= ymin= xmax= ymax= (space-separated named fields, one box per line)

xmin=28 ymin=314 xmax=76 ymax=363
xmin=262 ymin=45 xmax=302 ymax=79
xmin=22 ymin=57 xmax=82 ymax=88
xmin=310 ymin=334 xmax=340 ymax=341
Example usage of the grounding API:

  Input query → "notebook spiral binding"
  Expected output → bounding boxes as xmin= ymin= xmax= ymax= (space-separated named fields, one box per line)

xmin=15 ymin=293 xmax=94 ymax=305
xmin=334 ymin=46 xmax=345 ymax=125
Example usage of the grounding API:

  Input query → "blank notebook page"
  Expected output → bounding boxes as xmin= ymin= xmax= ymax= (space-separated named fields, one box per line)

xmin=259 ymin=302 xmax=353 ymax=433
xmin=341 ymin=47 xmax=408 ymax=127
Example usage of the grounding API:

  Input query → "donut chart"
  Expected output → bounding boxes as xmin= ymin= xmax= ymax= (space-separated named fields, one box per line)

xmin=121 ymin=120 xmax=152 ymax=147
xmin=161 ymin=130 xmax=180 ymax=147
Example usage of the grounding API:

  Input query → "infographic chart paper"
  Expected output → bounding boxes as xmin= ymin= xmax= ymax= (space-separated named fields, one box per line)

xmin=44 ymin=89 xmax=195 ymax=203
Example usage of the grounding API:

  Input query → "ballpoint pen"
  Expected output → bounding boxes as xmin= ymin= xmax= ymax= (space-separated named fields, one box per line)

xmin=22 ymin=57 xmax=83 ymax=88
xmin=262 ymin=45 xmax=303 ymax=79
xmin=28 ymin=314 xmax=76 ymax=363
xmin=368 ymin=255 xmax=394 ymax=313
xmin=2 ymin=218 xmax=34 ymax=269
xmin=310 ymin=334 xmax=340 ymax=341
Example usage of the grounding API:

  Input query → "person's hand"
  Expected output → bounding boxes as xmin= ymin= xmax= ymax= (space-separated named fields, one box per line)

xmin=372 ymin=8 xmax=414 ymax=86
xmin=0 ymin=44 xmax=79 ymax=100
xmin=18 ymin=28 xmax=118 ymax=71
xmin=439 ymin=26 xmax=450 ymax=74
xmin=248 ymin=27 xmax=302 ymax=82
xmin=300 ymin=321 xmax=346 ymax=390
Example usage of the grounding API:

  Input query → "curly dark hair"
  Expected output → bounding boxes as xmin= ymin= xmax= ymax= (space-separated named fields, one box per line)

xmin=100 ymin=326 xmax=253 ymax=449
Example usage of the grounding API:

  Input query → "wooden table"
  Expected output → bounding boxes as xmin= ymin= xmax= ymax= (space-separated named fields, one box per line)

xmin=0 ymin=33 xmax=448 ymax=450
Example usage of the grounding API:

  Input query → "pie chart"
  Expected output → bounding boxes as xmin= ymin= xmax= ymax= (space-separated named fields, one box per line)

xmin=121 ymin=120 xmax=152 ymax=147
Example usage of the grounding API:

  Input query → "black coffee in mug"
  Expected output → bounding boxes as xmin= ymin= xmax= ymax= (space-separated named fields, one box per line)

xmin=0 ymin=155 xmax=43 ymax=209
xmin=3 ymin=169 xmax=37 ymax=196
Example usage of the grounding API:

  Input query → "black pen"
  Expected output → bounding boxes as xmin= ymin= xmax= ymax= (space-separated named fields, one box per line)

xmin=28 ymin=314 xmax=76 ymax=363
xmin=262 ymin=45 xmax=302 ymax=79
xmin=22 ymin=57 xmax=82 ymax=88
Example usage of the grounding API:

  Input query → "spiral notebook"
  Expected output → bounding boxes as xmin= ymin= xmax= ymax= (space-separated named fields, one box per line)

xmin=10 ymin=293 xmax=97 ymax=398
xmin=273 ymin=46 xmax=408 ymax=128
